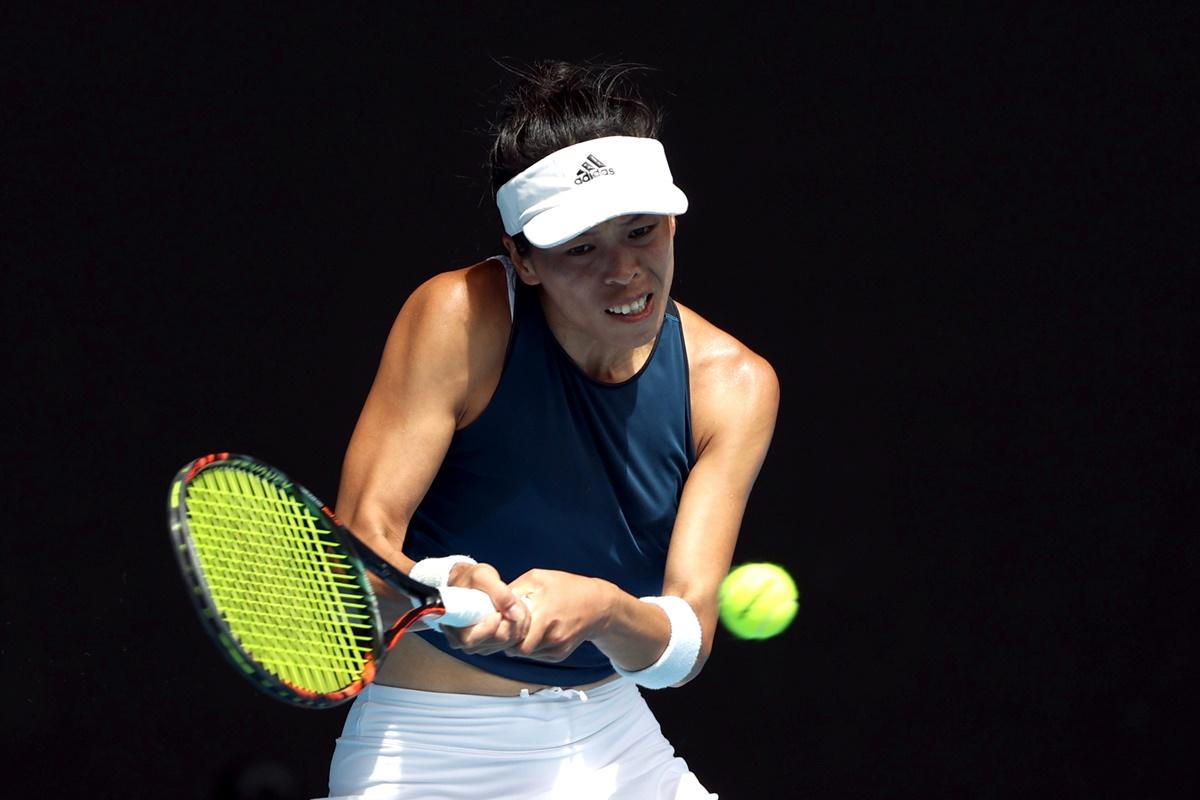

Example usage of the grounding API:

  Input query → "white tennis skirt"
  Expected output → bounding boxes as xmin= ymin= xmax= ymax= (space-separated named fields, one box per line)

xmin=323 ymin=678 xmax=717 ymax=799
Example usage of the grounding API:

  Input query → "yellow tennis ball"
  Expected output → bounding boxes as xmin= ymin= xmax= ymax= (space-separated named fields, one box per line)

xmin=718 ymin=563 xmax=799 ymax=639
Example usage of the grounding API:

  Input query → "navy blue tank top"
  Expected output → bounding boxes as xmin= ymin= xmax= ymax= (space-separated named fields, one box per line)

xmin=406 ymin=258 xmax=695 ymax=685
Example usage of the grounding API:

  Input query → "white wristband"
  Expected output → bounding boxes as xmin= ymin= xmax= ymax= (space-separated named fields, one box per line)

xmin=612 ymin=596 xmax=703 ymax=690
xmin=409 ymin=555 xmax=477 ymax=589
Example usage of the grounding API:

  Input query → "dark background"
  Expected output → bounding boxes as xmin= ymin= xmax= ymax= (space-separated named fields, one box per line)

xmin=4 ymin=4 xmax=1193 ymax=798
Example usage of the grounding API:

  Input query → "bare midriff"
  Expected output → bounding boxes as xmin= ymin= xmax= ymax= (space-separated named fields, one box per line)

xmin=375 ymin=634 xmax=619 ymax=696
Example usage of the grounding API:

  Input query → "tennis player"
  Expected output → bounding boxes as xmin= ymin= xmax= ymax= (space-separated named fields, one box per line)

xmin=326 ymin=62 xmax=779 ymax=799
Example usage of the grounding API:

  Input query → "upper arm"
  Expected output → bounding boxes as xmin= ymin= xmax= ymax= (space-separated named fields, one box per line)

xmin=336 ymin=263 xmax=507 ymax=571
xmin=661 ymin=325 xmax=780 ymax=676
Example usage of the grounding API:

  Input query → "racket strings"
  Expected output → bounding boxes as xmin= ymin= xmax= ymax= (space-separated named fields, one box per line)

xmin=184 ymin=466 xmax=376 ymax=693
xmin=190 ymin=472 xmax=369 ymax=687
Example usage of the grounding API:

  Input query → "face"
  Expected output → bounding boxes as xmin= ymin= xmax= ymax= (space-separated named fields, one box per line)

xmin=504 ymin=214 xmax=677 ymax=355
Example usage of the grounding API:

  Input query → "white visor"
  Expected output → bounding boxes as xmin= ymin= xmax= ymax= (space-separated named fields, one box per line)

xmin=496 ymin=136 xmax=688 ymax=249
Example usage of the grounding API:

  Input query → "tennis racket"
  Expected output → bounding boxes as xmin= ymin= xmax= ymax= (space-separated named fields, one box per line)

xmin=167 ymin=452 xmax=494 ymax=709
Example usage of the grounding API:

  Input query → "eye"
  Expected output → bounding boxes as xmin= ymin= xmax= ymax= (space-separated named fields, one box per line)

xmin=564 ymin=243 xmax=595 ymax=256
xmin=629 ymin=224 xmax=657 ymax=239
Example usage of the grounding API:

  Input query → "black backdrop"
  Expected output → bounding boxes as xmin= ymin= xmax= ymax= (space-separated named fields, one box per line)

xmin=4 ymin=4 xmax=1193 ymax=798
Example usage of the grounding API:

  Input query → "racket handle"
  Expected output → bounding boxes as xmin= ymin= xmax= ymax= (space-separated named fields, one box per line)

xmin=431 ymin=587 xmax=496 ymax=628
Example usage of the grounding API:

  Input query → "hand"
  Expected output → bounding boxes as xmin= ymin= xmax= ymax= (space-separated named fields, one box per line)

xmin=505 ymin=569 xmax=612 ymax=663
xmin=440 ymin=562 xmax=531 ymax=656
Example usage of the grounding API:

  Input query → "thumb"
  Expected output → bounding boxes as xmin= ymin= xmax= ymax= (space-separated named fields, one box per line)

xmin=458 ymin=563 xmax=525 ymax=624
xmin=492 ymin=586 xmax=527 ymax=623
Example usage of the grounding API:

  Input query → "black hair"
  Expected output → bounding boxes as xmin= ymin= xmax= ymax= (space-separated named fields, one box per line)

xmin=489 ymin=61 xmax=663 ymax=253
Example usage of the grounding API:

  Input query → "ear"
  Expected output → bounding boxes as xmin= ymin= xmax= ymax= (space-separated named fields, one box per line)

xmin=501 ymin=235 xmax=542 ymax=286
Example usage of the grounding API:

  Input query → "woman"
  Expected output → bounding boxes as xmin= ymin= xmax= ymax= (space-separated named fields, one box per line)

xmin=327 ymin=62 xmax=779 ymax=799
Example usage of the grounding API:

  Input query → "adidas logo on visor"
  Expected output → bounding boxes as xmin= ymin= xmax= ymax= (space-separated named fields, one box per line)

xmin=574 ymin=154 xmax=616 ymax=184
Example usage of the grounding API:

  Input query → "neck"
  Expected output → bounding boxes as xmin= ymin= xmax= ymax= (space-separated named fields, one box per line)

xmin=573 ymin=340 xmax=657 ymax=384
xmin=538 ymin=294 xmax=660 ymax=384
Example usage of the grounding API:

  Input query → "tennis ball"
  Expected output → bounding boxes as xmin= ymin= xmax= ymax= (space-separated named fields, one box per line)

xmin=718 ymin=563 xmax=799 ymax=639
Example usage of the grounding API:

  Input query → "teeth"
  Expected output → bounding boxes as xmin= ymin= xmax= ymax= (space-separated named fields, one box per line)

xmin=608 ymin=294 xmax=648 ymax=315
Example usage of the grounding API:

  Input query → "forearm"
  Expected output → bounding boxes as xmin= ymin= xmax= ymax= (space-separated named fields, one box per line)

xmin=589 ymin=579 xmax=676 ymax=672
xmin=337 ymin=501 xmax=418 ymax=603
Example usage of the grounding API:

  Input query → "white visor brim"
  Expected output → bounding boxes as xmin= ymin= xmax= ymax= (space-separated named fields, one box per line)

xmin=522 ymin=181 xmax=688 ymax=249
xmin=496 ymin=136 xmax=688 ymax=249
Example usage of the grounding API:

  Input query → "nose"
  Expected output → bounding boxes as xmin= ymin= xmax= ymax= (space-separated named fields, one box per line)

xmin=602 ymin=251 xmax=640 ymax=286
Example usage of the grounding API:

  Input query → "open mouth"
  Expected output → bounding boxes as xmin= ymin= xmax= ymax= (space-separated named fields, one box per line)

xmin=605 ymin=293 xmax=653 ymax=318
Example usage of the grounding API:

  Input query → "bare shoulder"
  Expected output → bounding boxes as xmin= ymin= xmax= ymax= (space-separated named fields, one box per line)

xmin=674 ymin=301 xmax=780 ymax=455
xmin=386 ymin=258 xmax=510 ymax=359
xmin=384 ymin=258 xmax=511 ymax=427
xmin=399 ymin=258 xmax=509 ymax=327
xmin=675 ymin=300 xmax=779 ymax=400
